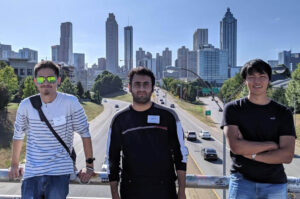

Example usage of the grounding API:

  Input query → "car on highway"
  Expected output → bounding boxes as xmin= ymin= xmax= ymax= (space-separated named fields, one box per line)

xmin=114 ymin=104 xmax=119 ymax=108
xmin=103 ymin=99 xmax=107 ymax=102
xmin=201 ymin=147 xmax=218 ymax=161
xmin=170 ymin=104 xmax=175 ymax=108
xmin=186 ymin=131 xmax=197 ymax=141
xmin=199 ymin=130 xmax=211 ymax=139
xmin=101 ymin=163 xmax=108 ymax=172
xmin=161 ymin=101 xmax=164 ymax=104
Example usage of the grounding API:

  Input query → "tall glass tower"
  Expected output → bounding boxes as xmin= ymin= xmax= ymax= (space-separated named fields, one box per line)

xmin=124 ymin=26 xmax=133 ymax=72
xmin=59 ymin=22 xmax=73 ymax=65
xmin=220 ymin=8 xmax=237 ymax=77
xmin=106 ymin=13 xmax=119 ymax=73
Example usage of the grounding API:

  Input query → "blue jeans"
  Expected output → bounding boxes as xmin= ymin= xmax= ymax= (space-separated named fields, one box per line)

xmin=228 ymin=172 xmax=287 ymax=199
xmin=21 ymin=175 xmax=70 ymax=199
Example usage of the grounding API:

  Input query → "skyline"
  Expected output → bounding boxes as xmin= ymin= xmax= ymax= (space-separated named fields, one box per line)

xmin=1 ymin=0 xmax=300 ymax=67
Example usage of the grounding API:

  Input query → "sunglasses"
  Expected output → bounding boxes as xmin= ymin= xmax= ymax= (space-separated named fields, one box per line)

xmin=36 ymin=76 xmax=57 ymax=84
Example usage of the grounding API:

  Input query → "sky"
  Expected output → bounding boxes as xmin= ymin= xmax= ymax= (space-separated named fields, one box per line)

xmin=1 ymin=0 xmax=300 ymax=67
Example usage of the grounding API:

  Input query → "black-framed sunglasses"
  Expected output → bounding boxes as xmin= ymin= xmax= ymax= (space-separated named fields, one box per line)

xmin=35 ymin=76 xmax=57 ymax=84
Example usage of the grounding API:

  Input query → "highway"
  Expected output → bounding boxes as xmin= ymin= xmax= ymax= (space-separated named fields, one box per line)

xmin=0 ymin=90 xmax=299 ymax=198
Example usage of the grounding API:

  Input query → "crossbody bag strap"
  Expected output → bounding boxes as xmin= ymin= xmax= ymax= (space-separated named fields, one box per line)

xmin=29 ymin=95 xmax=73 ymax=159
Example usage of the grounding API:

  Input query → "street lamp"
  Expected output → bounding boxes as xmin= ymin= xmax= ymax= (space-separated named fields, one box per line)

xmin=166 ymin=66 xmax=228 ymax=199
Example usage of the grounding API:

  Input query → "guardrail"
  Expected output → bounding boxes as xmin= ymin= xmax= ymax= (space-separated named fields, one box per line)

xmin=1 ymin=169 xmax=300 ymax=193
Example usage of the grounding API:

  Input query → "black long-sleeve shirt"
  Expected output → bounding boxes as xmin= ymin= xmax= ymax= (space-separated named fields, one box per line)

xmin=106 ymin=103 xmax=188 ymax=182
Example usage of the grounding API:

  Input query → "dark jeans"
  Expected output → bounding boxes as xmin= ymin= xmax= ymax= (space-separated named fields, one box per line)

xmin=21 ymin=175 xmax=70 ymax=199
xmin=120 ymin=178 xmax=177 ymax=199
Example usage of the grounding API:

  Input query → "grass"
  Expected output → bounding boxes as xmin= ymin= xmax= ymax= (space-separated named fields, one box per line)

xmin=105 ymin=90 xmax=133 ymax=103
xmin=0 ymin=101 xmax=103 ymax=168
xmin=168 ymin=94 xmax=216 ymax=127
xmin=81 ymin=101 xmax=104 ymax=121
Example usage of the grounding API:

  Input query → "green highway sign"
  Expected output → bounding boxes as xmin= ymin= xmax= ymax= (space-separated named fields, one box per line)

xmin=205 ymin=110 xmax=211 ymax=116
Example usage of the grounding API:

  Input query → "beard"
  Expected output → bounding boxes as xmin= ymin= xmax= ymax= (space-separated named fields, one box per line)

xmin=40 ymin=85 xmax=52 ymax=96
xmin=132 ymin=91 xmax=152 ymax=104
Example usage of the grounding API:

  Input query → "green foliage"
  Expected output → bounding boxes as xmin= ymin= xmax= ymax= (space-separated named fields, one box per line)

xmin=92 ymin=71 xmax=122 ymax=96
xmin=269 ymin=87 xmax=288 ymax=106
xmin=0 ymin=60 xmax=8 ymax=69
xmin=285 ymin=64 xmax=300 ymax=112
xmin=219 ymin=73 xmax=244 ymax=102
xmin=0 ymin=66 xmax=19 ymax=97
xmin=76 ymin=81 xmax=84 ymax=99
xmin=92 ymin=90 xmax=102 ymax=104
xmin=58 ymin=77 xmax=77 ymax=96
xmin=0 ymin=82 xmax=9 ymax=110
xmin=22 ymin=76 xmax=37 ymax=99
xmin=84 ymin=90 xmax=91 ymax=100
xmin=162 ymin=77 xmax=205 ymax=102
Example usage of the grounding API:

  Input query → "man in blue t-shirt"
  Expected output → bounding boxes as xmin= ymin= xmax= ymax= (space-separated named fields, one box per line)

xmin=221 ymin=59 xmax=296 ymax=199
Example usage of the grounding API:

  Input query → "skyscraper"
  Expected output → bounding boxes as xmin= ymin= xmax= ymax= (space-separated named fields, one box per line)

xmin=162 ymin=48 xmax=172 ymax=67
xmin=98 ymin=58 xmax=106 ymax=70
xmin=177 ymin=46 xmax=189 ymax=78
xmin=73 ymin=53 xmax=85 ymax=70
xmin=197 ymin=44 xmax=228 ymax=85
xmin=187 ymin=50 xmax=197 ymax=80
xmin=124 ymin=26 xmax=133 ymax=72
xmin=136 ymin=48 xmax=145 ymax=67
xmin=156 ymin=53 xmax=163 ymax=79
xmin=51 ymin=45 xmax=60 ymax=62
xmin=59 ymin=22 xmax=73 ymax=65
xmin=193 ymin=29 xmax=208 ymax=51
xmin=106 ymin=13 xmax=119 ymax=73
xmin=220 ymin=8 xmax=237 ymax=77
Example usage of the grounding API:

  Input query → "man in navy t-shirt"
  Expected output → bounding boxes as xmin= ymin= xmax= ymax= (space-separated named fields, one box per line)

xmin=221 ymin=59 xmax=296 ymax=199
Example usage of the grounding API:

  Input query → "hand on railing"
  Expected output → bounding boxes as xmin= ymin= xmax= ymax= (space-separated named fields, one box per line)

xmin=77 ymin=167 xmax=96 ymax=184
xmin=8 ymin=165 xmax=24 ymax=180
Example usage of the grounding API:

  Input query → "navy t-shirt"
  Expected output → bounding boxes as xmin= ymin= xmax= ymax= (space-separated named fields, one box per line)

xmin=221 ymin=97 xmax=296 ymax=183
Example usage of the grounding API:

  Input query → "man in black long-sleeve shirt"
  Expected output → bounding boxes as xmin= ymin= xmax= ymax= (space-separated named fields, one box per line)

xmin=105 ymin=67 xmax=188 ymax=199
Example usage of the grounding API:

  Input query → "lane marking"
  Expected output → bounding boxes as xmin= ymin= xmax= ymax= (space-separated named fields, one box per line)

xmin=189 ymin=152 xmax=221 ymax=199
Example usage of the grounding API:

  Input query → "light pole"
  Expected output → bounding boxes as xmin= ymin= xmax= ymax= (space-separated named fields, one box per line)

xmin=167 ymin=66 xmax=228 ymax=198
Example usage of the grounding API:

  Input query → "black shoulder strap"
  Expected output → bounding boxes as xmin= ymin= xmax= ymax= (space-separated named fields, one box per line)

xmin=29 ymin=95 xmax=73 ymax=160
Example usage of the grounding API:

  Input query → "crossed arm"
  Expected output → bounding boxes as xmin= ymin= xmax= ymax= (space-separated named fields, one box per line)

xmin=224 ymin=125 xmax=295 ymax=164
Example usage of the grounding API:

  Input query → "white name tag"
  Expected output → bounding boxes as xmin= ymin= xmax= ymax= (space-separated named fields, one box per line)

xmin=147 ymin=115 xmax=160 ymax=124
xmin=53 ymin=116 xmax=66 ymax=126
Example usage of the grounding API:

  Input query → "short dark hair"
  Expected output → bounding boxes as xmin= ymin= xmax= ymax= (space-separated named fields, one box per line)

xmin=128 ymin=67 xmax=155 ymax=87
xmin=240 ymin=59 xmax=272 ymax=80
xmin=34 ymin=61 xmax=60 ymax=77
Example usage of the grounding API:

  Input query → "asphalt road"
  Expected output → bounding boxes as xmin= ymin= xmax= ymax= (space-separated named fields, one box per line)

xmin=1 ymin=91 xmax=299 ymax=198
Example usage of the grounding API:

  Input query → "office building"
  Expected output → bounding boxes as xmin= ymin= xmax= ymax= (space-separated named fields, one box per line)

xmin=106 ymin=13 xmax=119 ymax=73
xmin=220 ymin=8 xmax=237 ymax=77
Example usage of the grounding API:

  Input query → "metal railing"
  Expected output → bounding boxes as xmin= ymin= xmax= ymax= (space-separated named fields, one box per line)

xmin=1 ymin=169 xmax=300 ymax=193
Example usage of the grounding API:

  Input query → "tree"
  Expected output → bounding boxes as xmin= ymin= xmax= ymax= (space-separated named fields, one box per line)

xmin=58 ymin=77 xmax=77 ymax=96
xmin=92 ymin=90 xmax=102 ymax=104
xmin=0 ymin=82 xmax=9 ymax=110
xmin=22 ymin=76 xmax=37 ymax=99
xmin=285 ymin=64 xmax=300 ymax=112
xmin=269 ymin=86 xmax=288 ymax=106
xmin=219 ymin=73 xmax=244 ymax=102
xmin=92 ymin=72 xmax=122 ymax=96
xmin=76 ymin=81 xmax=84 ymax=99
xmin=0 ymin=66 xmax=19 ymax=97
xmin=0 ymin=60 xmax=8 ymax=69
xmin=84 ymin=90 xmax=91 ymax=100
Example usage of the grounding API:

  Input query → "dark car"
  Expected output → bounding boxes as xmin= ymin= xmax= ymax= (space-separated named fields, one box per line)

xmin=170 ymin=104 xmax=175 ymax=108
xmin=114 ymin=104 xmax=119 ymax=108
xmin=201 ymin=147 xmax=218 ymax=161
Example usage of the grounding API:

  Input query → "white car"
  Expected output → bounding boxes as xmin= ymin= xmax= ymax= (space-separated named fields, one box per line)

xmin=186 ymin=131 xmax=197 ymax=141
xmin=101 ymin=162 xmax=108 ymax=172
xmin=199 ymin=130 xmax=211 ymax=139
